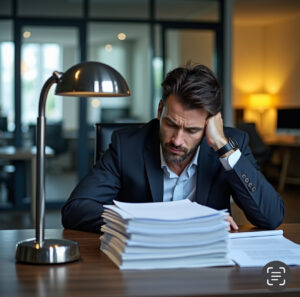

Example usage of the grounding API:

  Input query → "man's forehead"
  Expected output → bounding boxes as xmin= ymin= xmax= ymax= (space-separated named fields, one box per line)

xmin=164 ymin=112 xmax=206 ymax=128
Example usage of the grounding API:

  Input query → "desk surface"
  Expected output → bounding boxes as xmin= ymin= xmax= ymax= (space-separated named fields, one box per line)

xmin=264 ymin=134 xmax=300 ymax=147
xmin=0 ymin=225 xmax=300 ymax=297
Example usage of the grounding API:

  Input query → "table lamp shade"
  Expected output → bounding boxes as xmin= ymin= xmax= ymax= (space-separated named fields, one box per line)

xmin=55 ymin=61 xmax=130 ymax=97
xmin=249 ymin=93 xmax=272 ymax=110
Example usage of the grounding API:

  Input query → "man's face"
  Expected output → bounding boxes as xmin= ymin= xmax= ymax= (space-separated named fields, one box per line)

xmin=157 ymin=94 xmax=208 ymax=164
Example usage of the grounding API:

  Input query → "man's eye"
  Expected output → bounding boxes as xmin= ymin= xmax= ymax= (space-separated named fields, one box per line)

xmin=187 ymin=129 xmax=199 ymax=134
xmin=166 ymin=121 xmax=177 ymax=128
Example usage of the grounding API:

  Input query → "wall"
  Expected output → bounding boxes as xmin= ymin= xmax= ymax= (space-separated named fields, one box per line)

xmin=233 ymin=16 xmax=300 ymax=135
xmin=265 ymin=17 xmax=300 ymax=107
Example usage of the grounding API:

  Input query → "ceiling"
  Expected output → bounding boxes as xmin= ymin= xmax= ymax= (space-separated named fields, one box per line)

xmin=234 ymin=0 xmax=300 ymax=25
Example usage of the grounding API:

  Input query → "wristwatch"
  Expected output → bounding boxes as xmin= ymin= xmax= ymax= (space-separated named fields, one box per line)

xmin=216 ymin=137 xmax=238 ymax=157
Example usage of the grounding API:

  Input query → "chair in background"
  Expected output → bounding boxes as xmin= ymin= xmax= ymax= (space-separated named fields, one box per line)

xmin=30 ymin=121 xmax=69 ymax=172
xmin=0 ymin=162 xmax=14 ymax=204
xmin=0 ymin=117 xmax=8 ymax=132
xmin=0 ymin=117 xmax=14 ymax=203
xmin=94 ymin=123 xmax=144 ymax=163
xmin=236 ymin=122 xmax=272 ymax=169
xmin=30 ymin=121 xmax=69 ymax=156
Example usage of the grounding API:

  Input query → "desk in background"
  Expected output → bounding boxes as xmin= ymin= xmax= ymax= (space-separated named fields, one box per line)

xmin=265 ymin=135 xmax=300 ymax=191
xmin=0 ymin=224 xmax=299 ymax=297
xmin=0 ymin=146 xmax=54 ymax=219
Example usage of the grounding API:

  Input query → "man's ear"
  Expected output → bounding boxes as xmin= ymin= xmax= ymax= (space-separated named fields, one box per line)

xmin=157 ymin=100 xmax=163 ymax=120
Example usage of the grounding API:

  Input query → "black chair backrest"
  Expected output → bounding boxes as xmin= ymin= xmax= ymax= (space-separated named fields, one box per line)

xmin=30 ymin=121 xmax=68 ymax=155
xmin=236 ymin=122 xmax=271 ymax=165
xmin=236 ymin=122 xmax=266 ymax=154
xmin=0 ymin=117 xmax=8 ymax=132
xmin=94 ymin=123 xmax=144 ymax=163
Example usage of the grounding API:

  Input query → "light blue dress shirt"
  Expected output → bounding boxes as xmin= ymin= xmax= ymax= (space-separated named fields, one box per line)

xmin=160 ymin=146 xmax=200 ymax=202
xmin=160 ymin=145 xmax=241 ymax=202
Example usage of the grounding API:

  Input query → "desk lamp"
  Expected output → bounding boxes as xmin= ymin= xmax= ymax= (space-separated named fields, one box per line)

xmin=15 ymin=61 xmax=130 ymax=264
xmin=249 ymin=93 xmax=272 ymax=133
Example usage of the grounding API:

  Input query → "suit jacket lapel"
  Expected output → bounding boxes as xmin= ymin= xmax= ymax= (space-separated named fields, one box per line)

xmin=144 ymin=120 xmax=163 ymax=202
xmin=196 ymin=137 xmax=219 ymax=205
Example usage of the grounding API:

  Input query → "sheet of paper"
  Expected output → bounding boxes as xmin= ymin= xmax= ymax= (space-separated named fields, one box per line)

xmin=109 ymin=199 xmax=222 ymax=220
xmin=229 ymin=229 xmax=283 ymax=239
xmin=229 ymin=231 xmax=300 ymax=267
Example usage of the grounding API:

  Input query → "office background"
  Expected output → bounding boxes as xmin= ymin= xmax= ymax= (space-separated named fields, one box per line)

xmin=0 ymin=0 xmax=300 ymax=228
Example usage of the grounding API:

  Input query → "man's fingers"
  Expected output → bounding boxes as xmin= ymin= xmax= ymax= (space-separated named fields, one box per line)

xmin=226 ymin=215 xmax=239 ymax=231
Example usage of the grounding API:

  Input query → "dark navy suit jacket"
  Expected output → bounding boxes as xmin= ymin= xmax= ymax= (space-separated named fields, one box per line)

xmin=62 ymin=119 xmax=284 ymax=233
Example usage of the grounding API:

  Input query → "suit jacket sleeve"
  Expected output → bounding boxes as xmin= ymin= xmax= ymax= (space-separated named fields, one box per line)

xmin=61 ymin=131 xmax=121 ymax=233
xmin=225 ymin=130 xmax=284 ymax=229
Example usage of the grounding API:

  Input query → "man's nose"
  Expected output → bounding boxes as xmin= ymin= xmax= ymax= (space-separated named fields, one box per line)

xmin=172 ymin=129 xmax=184 ymax=146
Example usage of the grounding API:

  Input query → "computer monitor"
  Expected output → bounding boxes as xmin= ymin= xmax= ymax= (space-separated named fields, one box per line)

xmin=276 ymin=108 xmax=300 ymax=135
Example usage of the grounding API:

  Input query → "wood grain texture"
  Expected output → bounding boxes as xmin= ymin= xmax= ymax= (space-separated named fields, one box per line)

xmin=0 ymin=225 xmax=299 ymax=297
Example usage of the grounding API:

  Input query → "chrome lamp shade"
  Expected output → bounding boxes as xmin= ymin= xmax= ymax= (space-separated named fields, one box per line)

xmin=15 ymin=61 xmax=130 ymax=264
xmin=55 ymin=61 xmax=130 ymax=97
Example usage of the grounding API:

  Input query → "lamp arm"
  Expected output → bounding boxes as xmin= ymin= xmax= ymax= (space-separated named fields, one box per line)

xmin=38 ymin=72 xmax=61 ymax=117
xmin=36 ymin=71 xmax=61 ymax=246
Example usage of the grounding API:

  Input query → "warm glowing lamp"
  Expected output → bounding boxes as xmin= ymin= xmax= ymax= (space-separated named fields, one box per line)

xmin=249 ymin=93 xmax=272 ymax=111
xmin=15 ymin=61 xmax=130 ymax=264
xmin=248 ymin=93 xmax=272 ymax=132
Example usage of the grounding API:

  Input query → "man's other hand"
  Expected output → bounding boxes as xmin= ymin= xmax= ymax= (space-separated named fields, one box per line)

xmin=226 ymin=215 xmax=239 ymax=231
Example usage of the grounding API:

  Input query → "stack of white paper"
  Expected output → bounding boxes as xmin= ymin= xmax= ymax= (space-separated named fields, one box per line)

xmin=100 ymin=199 xmax=234 ymax=270
xmin=229 ymin=230 xmax=300 ymax=267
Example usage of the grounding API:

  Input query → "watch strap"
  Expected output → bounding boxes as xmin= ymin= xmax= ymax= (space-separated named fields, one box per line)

xmin=216 ymin=137 xmax=238 ymax=157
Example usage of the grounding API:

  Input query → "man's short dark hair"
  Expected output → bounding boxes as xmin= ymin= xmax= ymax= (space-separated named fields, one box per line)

xmin=161 ymin=63 xmax=222 ymax=116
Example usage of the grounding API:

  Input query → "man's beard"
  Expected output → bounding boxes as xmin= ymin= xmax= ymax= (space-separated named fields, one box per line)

xmin=160 ymin=133 xmax=199 ymax=164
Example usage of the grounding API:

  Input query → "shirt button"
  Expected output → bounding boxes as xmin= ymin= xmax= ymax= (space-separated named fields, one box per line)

xmin=242 ymin=174 xmax=247 ymax=179
xmin=252 ymin=187 xmax=256 ymax=192
xmin=248 ymin=182 xmax=253 ymax=188
xmin=245 ymin=178 xmax=249 ymax=183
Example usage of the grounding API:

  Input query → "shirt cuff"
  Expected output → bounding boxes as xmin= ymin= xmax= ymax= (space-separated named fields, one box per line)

xmin=219 ymin=149 xmax=241 ymax=171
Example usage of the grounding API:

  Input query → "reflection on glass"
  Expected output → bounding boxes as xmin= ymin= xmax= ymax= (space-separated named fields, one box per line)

xmin=21 ymin=43 xmax=61 ymax=124
xmin=88 ymin=23 xmax=151 ymax=124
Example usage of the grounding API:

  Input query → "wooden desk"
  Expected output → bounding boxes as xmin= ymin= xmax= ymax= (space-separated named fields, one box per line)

xmin=0 ymin=146 xmax=54 ymax=219
xmin=265 ymin=135 xmax=300 ymax=191
xmin=0 ymin=225 xmax=300 ymax=297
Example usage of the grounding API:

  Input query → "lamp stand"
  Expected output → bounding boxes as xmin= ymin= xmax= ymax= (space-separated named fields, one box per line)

xmin=15 ymin=72 xmax=80 ymax=264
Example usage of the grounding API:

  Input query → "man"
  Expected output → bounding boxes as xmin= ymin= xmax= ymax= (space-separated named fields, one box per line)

xmin=62 ymin=64 xmax=284 ymax=233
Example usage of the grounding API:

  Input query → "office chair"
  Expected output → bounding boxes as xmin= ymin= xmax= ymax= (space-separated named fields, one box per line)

xmin=0 ymin=163 xmax=14 ymax=203
xmin=0 ymin=116 xmax=14 ymax=202
xmin=0 ymin=117 xmax=8 ymax=132
xmin=30 ymin=121 xmax=69 ymax=156
xmin=236 ymin=122 xmax=271 ymax=167
xmin=30 ymin=121 xmax=69 ymax=173
xmin=94 ymin=123 xmax=144 ymax=163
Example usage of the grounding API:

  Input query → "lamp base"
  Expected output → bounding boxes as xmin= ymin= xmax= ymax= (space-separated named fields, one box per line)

xmin=15 ymin=238 xmax=80 ymax=264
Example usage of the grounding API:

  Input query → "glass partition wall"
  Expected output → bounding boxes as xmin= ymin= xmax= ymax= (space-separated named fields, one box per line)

xmin=0 ymin=0 xmax=223 ymax=209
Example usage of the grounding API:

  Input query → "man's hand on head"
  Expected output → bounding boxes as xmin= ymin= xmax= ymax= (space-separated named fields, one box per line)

xmin=205 ymin=112 xmax=228 ymax=151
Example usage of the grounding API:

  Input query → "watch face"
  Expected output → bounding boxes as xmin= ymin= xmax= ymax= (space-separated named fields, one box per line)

xmin=229 ymin=137 xmax=238 ymax=149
